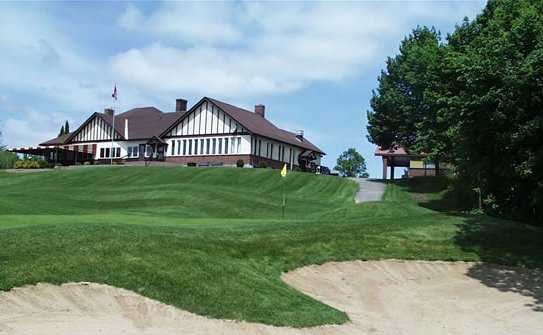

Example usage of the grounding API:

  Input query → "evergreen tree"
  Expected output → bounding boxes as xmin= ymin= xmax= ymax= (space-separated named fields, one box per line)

xmin=59 ymin=125 xmax=65 ymax=137
xmin=64 ymin=120 xmax=70 ymax=134
xmin=367 ymin=26 xmax=443 ymax=158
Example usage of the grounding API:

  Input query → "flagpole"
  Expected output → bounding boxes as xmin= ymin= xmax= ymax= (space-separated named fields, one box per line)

xmin=110 ymin=85 xmax=117 ymax=165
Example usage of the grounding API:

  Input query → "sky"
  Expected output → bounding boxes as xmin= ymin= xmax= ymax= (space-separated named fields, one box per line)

xmin=0 ymin=1 xmax=485 ymax=177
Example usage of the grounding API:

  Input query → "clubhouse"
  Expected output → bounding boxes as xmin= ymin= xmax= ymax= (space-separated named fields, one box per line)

xmin=19 ymin=97 xmax=324 ymax=170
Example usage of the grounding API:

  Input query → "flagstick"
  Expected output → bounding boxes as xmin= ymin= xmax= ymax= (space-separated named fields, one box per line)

xmin=281 ymin=178 xmax=286 ymax=219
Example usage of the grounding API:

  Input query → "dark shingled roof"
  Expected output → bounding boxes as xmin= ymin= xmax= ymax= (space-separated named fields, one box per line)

xmin=205 ymin=98 xmax=324 ymax=154
xmin=101 ymin=107 xmax=184 ymax=140
xmin=39 ymin=133 xmax=73 ymax=146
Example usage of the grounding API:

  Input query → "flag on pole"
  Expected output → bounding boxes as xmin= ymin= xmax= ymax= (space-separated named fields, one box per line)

xmin=280 ymin=164 xmax=288 ymax=177
xmin=112 ymin=85 xmax=118 ymax=100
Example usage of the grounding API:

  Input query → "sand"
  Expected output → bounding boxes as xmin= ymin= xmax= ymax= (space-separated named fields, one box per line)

xmin=0 ymin=260 xmax=541 ymax=334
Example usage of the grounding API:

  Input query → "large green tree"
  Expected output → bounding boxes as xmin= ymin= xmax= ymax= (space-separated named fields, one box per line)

xmin=367 ymin=26 xmax=445 ymax=161
xmin=367 ymin=0 xmax=543 ymax=223
xmin=438 ymin=0 xmax=543 ymax=222
xmin=335 ymin=148 xmax=367 ymax=177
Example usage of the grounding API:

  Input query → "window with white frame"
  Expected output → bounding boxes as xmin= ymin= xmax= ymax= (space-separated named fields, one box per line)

xmin=128 ymin=146 xmax=139 ymax=158
xmin=225 ymin=138 xmax=229 ymax=154
xmin=237 ymin=137 xmax=241 ymax=153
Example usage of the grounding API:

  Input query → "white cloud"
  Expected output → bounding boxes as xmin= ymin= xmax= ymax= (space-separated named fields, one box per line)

xmin=112 ymin=1 xmax=484 ymax=99
xmin=118 ymin=2 xmax=242 ymax=45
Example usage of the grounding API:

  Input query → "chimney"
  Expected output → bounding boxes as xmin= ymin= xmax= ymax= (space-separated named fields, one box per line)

xmin=296 ymin=130 xmax=304 ymax=141
xmin=124 ymin=119 xmax=129 ymax=139
xmin=255 ymin=104 xmax=265 ymax=118
xmin=104 ymin=108 xmax=114 ymax=116
xmin=176 ymin=99 xmax=188 ymax=112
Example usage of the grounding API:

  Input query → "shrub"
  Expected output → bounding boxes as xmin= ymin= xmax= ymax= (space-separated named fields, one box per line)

xmin=0 ymin=150 xmax=18 ymax=169
xmin=257 ymin=161 xmax=268 ymax=169
xmin=14 ymin=160 xmax=50 ymax=169
xmin=236 ymin=159 xmax=244 ymax=168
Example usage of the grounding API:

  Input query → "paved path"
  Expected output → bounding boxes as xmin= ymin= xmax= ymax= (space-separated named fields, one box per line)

xmin=350 ymin=178 xmax=386 ymax=203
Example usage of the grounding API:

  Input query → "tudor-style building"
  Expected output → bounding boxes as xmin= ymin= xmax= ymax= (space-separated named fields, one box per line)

xmin=31 ymin=97 xmax=324 ymax=169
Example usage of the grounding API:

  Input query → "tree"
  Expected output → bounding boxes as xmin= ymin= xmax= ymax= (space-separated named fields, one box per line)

xmin=335 ymin=148 xmax=367 ymax=177
xmin=436 ymin=0 xmax=543 ymax=222
xmin=58 ymin=125 xmax=65 ymax=137
xmin=64 ymin=120 xmax=70 ymax=134
xmin=366 ymin=0 xmax=543 ymax=223
xmin=367 ymin=26 xmax=444 ymax=159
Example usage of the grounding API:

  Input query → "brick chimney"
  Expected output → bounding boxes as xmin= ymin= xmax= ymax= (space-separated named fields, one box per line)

xmin=176 ymin=99 xmax=188 ymax=112
xmin=255 ymin=104 xmax=265 ymax=118
xmin=104 ymin=108 xmax=114 ymax=116
xmin=296 ymin=130 xmax=304 ymax=141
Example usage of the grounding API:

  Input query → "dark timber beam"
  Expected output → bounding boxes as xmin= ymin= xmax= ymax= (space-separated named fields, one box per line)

xmin=382 ymin=157 xmax=388 ymax=180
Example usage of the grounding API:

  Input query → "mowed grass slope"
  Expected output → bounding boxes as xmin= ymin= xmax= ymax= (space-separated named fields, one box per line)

xmin=0 ymin=167 xmax=541 ymax=327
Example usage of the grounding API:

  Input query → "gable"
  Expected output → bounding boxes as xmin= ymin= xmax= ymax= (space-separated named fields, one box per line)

xmin=68 ymin=114 xmax=123 ymax=143
xmin=163 ymin=99 xmax=248 ymax=137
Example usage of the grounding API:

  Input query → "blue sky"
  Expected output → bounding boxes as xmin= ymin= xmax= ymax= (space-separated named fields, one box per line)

xmin=0 ymin=1 xmax=485 ymax=177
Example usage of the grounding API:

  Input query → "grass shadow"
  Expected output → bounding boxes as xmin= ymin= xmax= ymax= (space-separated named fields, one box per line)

xmin=396 ymin=177 xmax=543 ymax=311
xmin=454 ymin=215 xmax=543 ymax=311
xmin=394 ymin=176 xmax=476 ymax=213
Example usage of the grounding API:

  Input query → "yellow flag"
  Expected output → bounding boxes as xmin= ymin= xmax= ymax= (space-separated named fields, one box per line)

xmin=280 ymin=164 xmax=288 ymax=177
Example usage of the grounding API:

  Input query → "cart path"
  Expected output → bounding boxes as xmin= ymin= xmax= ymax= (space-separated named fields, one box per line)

xmin=350 ymin=178 xmax=386 ymax=203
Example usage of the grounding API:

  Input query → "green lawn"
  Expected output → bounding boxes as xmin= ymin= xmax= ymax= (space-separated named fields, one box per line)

xmin=0 ymin=167 xmax=541 ymax=327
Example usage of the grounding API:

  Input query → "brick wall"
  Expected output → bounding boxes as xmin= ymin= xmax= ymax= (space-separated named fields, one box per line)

xmin=165 ymin=154 xmax=252 ymax=166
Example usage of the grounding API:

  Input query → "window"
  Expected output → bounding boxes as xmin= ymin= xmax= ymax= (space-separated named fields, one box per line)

xmin=225 ymin=138 xmax=229 ymax=154
xmin=188 ymin=139 xmax=192 ymax=155
xmin=258 ymin=140 xmax=262 ymax=156
xmin=282 ymin=146 xmax=285 ymax=162
xmin=116 ymin=147 xmax=121 ymax=158
xmin=200 ymin=139 xmax=204 ymax=154
xmin=105 ymin=148 xmax=110 ymax=158
xmin=212 ymin=138 xmax=216 ymax=154
xmin=194 ymin=139 xmax=198 ymax=155
xmin=100 ymin=148 xmax=105 ymax=158
xmin=218 ymin=138 xmax=222 ymax=154
xmin=231 ymin=137 xmax=235 ymax=153
xmin=206 ymin=139 xmax=210 ymax=154
xmin=270 ymin=144 xmax=274 ymax=159
xmin=177 ymin=140 xmax=181 ymax=155
xmin=266 ymin=142 xmax=269 ymax=157
xmin=237 ymin=137 xmax=241 ymax=153
xmin=171 ymin=140 xmax=175 ymax=155
xmin=183 ymin=140 xmax=187 ymax=155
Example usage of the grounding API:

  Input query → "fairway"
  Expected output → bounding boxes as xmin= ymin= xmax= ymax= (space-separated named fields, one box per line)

xmin=0 ymin=167 xmax=542 ymax=327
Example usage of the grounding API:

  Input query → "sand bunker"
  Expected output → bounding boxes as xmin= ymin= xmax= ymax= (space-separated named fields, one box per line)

xmin=0 ymin=260 xmax=541 ymax=335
